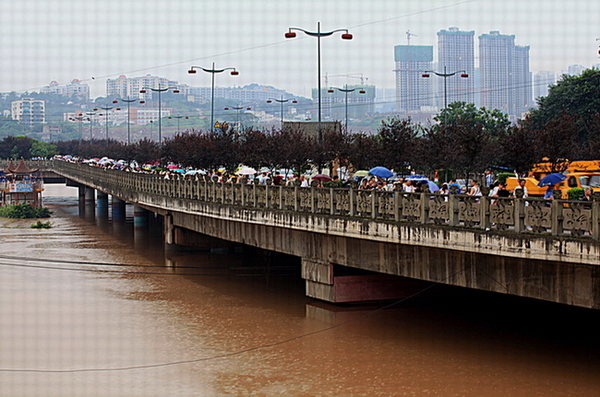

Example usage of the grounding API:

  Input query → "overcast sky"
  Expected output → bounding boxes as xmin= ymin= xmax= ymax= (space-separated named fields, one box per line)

xmin=1 ymin=0 xmax=599 ymax=98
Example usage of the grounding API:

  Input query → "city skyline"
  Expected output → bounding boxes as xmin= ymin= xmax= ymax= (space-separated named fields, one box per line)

xmin=1 ymin=0 xmax=599 ymax=100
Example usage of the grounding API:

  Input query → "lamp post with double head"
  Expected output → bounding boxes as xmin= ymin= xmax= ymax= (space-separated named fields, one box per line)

xmin=97 ymin=105 xmax=115 ymax=145
xmin=86 ymin=111 xmax=97 ymax=141
xmin=188 ymin=63 xmax=238 ymax=132
xmin=327 ymin=85 xmax=365 ymax=131
xmin=223 ymin=106 xmax=251 ymax=131
xmin=285 ymin=23 xmax=353 ymax=143
xmin=266 ymin=96 xmax=297 ymax=128
xmin=114 ymin=97 xmax=145 ymax=145
xmin=168 ymin=115 xmax=189 ymax=135
xmin=421 ymin=66 xmax=468 ymax=110
xmin=139 ymin=86 xmax=180 ymax=143
xmin=68 ymin=114 xmax=89 ymax=145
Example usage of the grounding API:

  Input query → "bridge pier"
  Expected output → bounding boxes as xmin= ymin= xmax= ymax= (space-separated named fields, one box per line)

xmin=97 ymin=191 xmax=109 ymax=219
xmin=133 ymin=205 xmax=149 ymax=228
xmin=111 ymin=197 xmax=126 ymax=222
xmin=77 ymin=186 xmax=96 ymax=221
xmin=302 ymin=258 xmax=433 ymax=303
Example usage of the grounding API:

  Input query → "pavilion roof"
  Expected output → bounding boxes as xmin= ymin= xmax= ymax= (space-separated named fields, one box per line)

xmin=8 ymin=159 xmax=38 ymax=174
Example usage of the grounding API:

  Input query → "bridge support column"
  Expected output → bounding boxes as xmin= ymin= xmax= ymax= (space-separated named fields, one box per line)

xmin=77 ymin=186 xmax=96 ymax=221
xmin=96 ymin=192 xmax=109 ymax=219
xmin=133 ymin=206 xmax=150 ymax=247
xmin=133 ymin=206 xmax=149 ymax=228
xmin=302 ymin=258 xmax=432 ymax=303
xmin=78 ymin=186 xmax=85 ymax=205
xmin=111 ymin=196 xmax=126 ymax=222
xmin=84 ymin=188 xmax=95 ymax=206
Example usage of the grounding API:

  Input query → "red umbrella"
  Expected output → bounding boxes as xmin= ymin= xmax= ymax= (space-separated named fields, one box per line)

xmin=312 ymin=174 xmax=332 ymax=182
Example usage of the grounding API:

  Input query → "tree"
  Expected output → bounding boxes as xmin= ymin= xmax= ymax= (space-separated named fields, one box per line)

xmin=529 ymin=68 xmax=600 ymax=143
xmin=30 ymin=140 xmax=58 ymax=158
xmin=527 ymin=112 xmax=580 ymax=172
xmin=347 ymin=132 xmax=383 ymax=171
xmin=497 ymin=123 xmax=538 ymax=174
xmin=0 ymin=136 xmax=35 ymax=159
xmin=434 ymin=101 xmax=511 ymax=137
xmin=377 ymin=117 xmax=418 ymax=171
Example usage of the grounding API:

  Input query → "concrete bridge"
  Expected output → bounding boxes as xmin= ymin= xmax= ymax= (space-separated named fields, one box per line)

xmin=45 ymin=161 xmax=600 ymax=309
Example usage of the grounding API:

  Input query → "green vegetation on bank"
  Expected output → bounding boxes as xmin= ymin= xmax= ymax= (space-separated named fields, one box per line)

xmin=0 ymin=204 xmax=52 ymax=219
xmin=30 ymin=220 xmax=52 ymax=228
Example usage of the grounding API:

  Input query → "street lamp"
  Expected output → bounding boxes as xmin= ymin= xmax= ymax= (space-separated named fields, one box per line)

xmin=68 ymin=115 xmax=89 ymax=144
xmin=168 ymin=115 xmax=189 ymax=135
xmin=266 ymin=96 xmax=297 ymax=128
xmin=86 ymin=111 xmax=97 ymax=141
xmin=223 ymin=106 xmax=251 ymax=131
xmin=188 ymin=63 xmax=238 ymax=132
xmin=327 ymin=85 xmax=365 ymax=131
xmin=114 ymin=97 xmax=145 ymax=145
xmin=421 ymin=66 xmax=468 ymax=109
xmin=98 ymin=105 xmax=115 ymax=144
xmin=285 ymin=22 xmax=353 ymax=142
xmin=139 ymin=86 xmax=180 ymax=143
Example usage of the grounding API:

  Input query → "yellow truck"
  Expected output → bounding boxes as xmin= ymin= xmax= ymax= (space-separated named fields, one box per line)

xmin=505 ymin=161 xmax=600 ymax=198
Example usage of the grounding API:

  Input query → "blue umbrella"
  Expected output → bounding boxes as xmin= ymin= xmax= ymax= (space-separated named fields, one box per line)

xmin=369 ymin=166 xmax=393 ymax=178
xmin=407 ymin=174 xmax=428 ymax=180
xmin=538 ymin=173 xmax=566 ymax=187
xmin=423 ymin=180 xmax=440 ymax=192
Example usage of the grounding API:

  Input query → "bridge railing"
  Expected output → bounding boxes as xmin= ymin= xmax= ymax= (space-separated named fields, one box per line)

xmin=47 ymin=160 xmax=600 ymax=239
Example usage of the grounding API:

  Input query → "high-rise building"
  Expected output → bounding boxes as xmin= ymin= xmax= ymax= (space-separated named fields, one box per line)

xmin=437 ymin=27 xmax=475 ymax=107
xmin=479 ymin=31 xmax=531 ymax=119
xmin=394 ymin=45 xmax=433 ymax=112
xmin=41 ymin=79 xmax=90 ymax=100
xmin=533 ymin=70 xmax=556 ymax=100
xmin=11 ymin=98 xmax=45 ymax=127
xmin=513 ymin=45 xmax=532 ymax=117
xmin=106 ymin=74 xmax=186 ymax=100
xmin=567 ymin=64 xmax=586 ymax=76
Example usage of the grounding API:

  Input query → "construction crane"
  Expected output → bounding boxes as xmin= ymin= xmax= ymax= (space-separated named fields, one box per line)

xmin=406 ymin=30 xmax=417 ymax=45
xmin=323 ymin=73 xmax=369 ymax=87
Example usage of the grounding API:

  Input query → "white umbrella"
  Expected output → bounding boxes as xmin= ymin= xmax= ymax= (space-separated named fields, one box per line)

xmin=237 ymin=167 xmax=257 ymax=175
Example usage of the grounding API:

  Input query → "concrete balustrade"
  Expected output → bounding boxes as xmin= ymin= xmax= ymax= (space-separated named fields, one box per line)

xmin=49 ymin=160 xmax=600 ymax=240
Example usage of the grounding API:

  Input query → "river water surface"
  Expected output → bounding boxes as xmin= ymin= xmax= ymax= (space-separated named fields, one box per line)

xmin=1 ymin=184 xmax=600 ymax=396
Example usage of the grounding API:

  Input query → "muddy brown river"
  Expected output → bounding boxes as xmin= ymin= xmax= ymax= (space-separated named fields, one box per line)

xmin=1 ymin=184 xmax=600 ymax=396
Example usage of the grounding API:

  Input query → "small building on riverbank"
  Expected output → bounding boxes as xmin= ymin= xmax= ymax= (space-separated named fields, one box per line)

xmin=1 ymin=160 xmax=44 ymax=208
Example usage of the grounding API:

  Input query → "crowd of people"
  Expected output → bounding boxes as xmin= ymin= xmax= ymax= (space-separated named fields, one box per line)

xmin=54 ymin=156 xmax=595 ymax=203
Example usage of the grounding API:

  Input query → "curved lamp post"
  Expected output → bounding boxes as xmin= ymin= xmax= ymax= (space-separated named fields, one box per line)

xmin=327 ymin=85 xmax=365 ymax=130
xmin=266 ymin=96 xmax=297 ymax=128
xmin=285 ymin=22 xmax=353 ymax=142
xmin=223 ymin=106 xmax=251 ymax=131
xmin=188 ymin=63 xmax=238 ymax=132
xmin=97 ymin=105 xmax=116 ymax=145
xmin=168 ymin=115 xmax=189 ymax=135
xmin=86 ymin=111 xmax=97 ymax=141
xmin=114 ymin=97 xmax=145 ymax=145
xmin=68 ymin=115 xmax=89 ymax=144
xmin=421 ymin=66 xmax=468 ymax=109
xmin=139 ymin=86 xmax=180 ymax=143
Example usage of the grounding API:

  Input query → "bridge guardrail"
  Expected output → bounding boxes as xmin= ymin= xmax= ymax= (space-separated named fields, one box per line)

xmin=41 ymin=160 xmax=600 ymax=240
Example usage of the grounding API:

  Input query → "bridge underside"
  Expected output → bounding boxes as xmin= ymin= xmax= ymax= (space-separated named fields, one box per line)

xmin=159 ymin=206 xmax=600 ymax=309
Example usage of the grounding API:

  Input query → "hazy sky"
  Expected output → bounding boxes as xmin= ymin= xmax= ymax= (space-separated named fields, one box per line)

xmin=1 ymin=0 xmax=599 ymax=98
